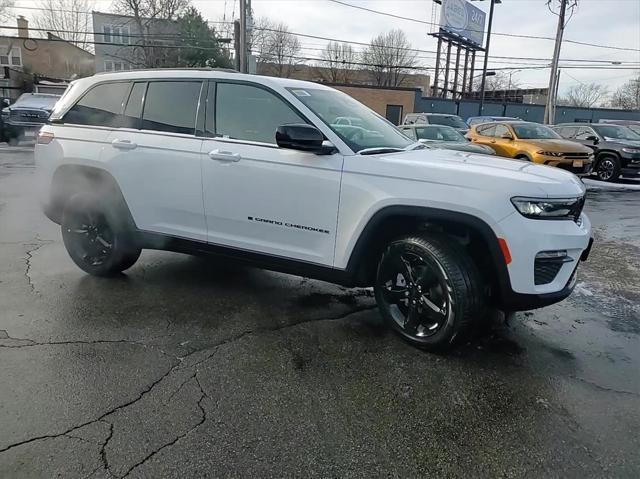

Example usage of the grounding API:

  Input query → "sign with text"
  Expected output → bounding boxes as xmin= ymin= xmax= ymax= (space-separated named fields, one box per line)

xmin=439 ymin=0 xmax=486 ymax=48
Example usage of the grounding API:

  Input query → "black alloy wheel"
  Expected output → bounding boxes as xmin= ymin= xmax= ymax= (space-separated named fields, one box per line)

xmin=374 ymin=235 xmax=485 ymax=351
xmin=61 ymin=193 xmax=141 ymax=276
xmin=596 ymin=156 xmax=620 ymax=182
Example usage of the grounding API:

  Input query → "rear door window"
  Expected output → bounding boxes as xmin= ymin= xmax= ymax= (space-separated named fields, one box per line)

xmin=141 ymin=81 xmax=202 ymax=135
xmin=476 ymin=124 xmax=496 ymax=137
xmin=122 ymin=82 xmax=145 ymax=129
xmin=63 ymin=81 xmax=130 ymax=127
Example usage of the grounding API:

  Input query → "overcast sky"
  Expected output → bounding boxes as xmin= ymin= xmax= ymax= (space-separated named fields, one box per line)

xmin=12 ymin=0 xmax=640 ymax=95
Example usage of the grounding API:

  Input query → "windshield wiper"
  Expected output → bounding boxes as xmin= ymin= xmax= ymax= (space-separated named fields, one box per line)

xmin=357 ymin=147 xmax=405 ymax=155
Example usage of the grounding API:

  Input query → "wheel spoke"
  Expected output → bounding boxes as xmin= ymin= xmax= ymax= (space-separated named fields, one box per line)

xmin=95 ymin=236 xmax=112 ymax=249
xmin=403 ymin=302 xmax=421 ymax=334
xmin=382 ymin=283 xmax=409 ymax=303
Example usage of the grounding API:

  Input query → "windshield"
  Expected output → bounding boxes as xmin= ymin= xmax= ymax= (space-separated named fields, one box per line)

xmin=593 ymin=125 xmax=640 ymax=141
xmin=415 ymin=125 xmax=465 ymax=142
xmin=287 ymin=87 xmax=413 ymax=152
xmin=427 ymin=115 xmax=468 ymax=129
xmin=511 ymin=123 xmax=561 ymax=140
xmin=13 ymin=93 xmax=60 ymax=110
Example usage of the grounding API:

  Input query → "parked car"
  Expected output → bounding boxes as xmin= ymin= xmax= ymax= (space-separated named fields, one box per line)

xmin=402 ymin=112 xmax=469 ymax=134
xmin=466 ymin=116 xmax=520 ymax=127
xmin=467 ymin=121 xmax=593 ymax=174
xmin=2 ymin=93 xmax=60 ymax=144
xmin=552 ymin=123 xmax=640 ymax=181
xmin=598 ymin=119 xmax=640 ymax=136
xmin=36 ymin=70 xmax=592 ymax=351
xmin=334 ymin=116 xmax=365 ymax=128
xmin=399 ymin=124 xmax=495 ymax=155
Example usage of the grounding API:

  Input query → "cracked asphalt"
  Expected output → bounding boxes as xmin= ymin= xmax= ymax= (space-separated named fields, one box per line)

xmin=1 ymin=147 xmax=639 ymax=478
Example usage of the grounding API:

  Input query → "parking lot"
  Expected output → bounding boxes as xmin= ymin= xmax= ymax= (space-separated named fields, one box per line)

xmin=1 ymin=146 xmax=639 ymax=477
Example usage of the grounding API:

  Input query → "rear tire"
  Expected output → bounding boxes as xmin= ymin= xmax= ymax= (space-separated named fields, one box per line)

xmin=61 ymin=193 xmax=141 ymax=276
xmin=374 ymin=234 xmax=486 ymax=351
xmin=595 ymin=155 xmax=621 ymax=182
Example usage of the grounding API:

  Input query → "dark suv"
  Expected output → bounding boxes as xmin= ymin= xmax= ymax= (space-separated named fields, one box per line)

xmin=552 ymin=123 xmax=640 ymax=182
xmin=1 ymin=93 xmax=60 ymax=144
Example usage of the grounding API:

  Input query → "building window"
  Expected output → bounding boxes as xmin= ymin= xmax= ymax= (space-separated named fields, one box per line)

xmin=104 ymin=60 xmax=131 ymax=72
xmin=104 ymin=25 xmax=131 ymax=45
xmin=0 ymin=47 xmax=21 ymax=67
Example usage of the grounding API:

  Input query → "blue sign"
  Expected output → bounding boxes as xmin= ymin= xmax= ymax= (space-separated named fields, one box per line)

xmin=439 ymin=0 xmax=487 ymax=48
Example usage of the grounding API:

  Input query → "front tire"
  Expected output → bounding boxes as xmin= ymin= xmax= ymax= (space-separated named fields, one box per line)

xmin=374 ymin=234 xmax=485 ymax=351
xmin=61 ymin=193 xmax=141 ymax=276
xmin=595 ymin=155 xmax=621 ymax=182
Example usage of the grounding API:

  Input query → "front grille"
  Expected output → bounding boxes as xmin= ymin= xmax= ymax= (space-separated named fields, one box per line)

xmin=534 ymin=259 xmax=564 ymax=285
xmin=10 ymin=109 xmax=49 ymax=123
xmin=556 ymin=162 xmax=593 ymax=174
xmin=569 ymin=195 xmax=586 ymax=222
xmin=560 ymin=152 xmax=591 ymax=160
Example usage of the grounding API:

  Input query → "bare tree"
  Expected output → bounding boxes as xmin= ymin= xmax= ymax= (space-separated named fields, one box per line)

xmin=558 ymin=82 xmax=609 ymax=108
xmin=0 ymin=0 xmax=13 ymax=22
xmin=473 ymin=71 xmax=521 ymax=92
xmin=318 ymin=41 xmax=357 ymax=83
xmin=361 ymin=30 xmax=417 ymax=87
xmin=114 ymin=0 xmax=190 ymax=68
xmin=34 ymin=0 xmax=94 ymax=51
xmin=253 ymin=18 xmax=301 ymax=78
xmin=609 ymin=75 xmax=640 ymax=110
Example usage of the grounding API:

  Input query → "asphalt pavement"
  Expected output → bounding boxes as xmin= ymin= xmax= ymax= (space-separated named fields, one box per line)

xmin=1 ymin=147 xmax=639 ymax=478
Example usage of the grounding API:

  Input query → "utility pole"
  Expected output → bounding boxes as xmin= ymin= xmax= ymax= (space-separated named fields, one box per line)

xmin=239 ymin=0 xmax=247 ymax=73
xmin=234 ymin=20 xmax=241 ymax=71
xmin=544 ymin=0 xmax=568 ymax=124
xmin=478 ymin=0 xmax=497 ymax=115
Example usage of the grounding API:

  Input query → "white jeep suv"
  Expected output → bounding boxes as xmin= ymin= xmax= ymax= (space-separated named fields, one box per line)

xmin=35 ymin=70 xmax=593 ymax=351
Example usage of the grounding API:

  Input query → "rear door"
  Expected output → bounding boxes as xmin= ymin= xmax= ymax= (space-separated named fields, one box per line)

xmin=103 ymin=80 xmax=207 ymax=241
xmin=200 ymin=80 xmax=343 ymax=266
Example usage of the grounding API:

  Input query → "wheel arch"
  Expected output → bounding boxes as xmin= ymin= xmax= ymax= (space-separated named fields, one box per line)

xmin=345 ymin=205 xmax=512 ymax=301
xmin=47 ymin=164 xmax=136 ymax=229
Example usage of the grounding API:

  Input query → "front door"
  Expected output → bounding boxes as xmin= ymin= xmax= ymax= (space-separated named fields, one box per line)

xmin=490 ymin=124 xmax=518 ymax=157
xmin=201 ymin=81 xmax=343 ymax=266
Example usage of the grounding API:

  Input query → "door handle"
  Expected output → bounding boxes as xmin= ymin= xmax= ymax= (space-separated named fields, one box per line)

xmin=490 ymin=140 xmax=497 ymax=144
xmin=112 ymin=139 xmax=137 ymax=150
xmin=208 ymin=149 xmax=241 ymax=162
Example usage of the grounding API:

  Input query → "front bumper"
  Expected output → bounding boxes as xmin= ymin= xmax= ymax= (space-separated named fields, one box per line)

xmin=620 ymin=158 xmax=640 ymax=177
xmin=499 ymin=237 xmax=593 ymax=311
xmin=495 ymin=211 xmax=592 ymax=311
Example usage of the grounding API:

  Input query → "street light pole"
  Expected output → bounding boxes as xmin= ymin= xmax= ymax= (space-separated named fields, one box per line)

xmin=478 ymin=0 xmax=496 ymax=115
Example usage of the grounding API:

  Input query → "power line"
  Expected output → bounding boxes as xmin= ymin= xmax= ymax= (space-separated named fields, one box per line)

xmin=325 ymin=0 xmax=640 ymax=52
xmin=256 ymin=27 xmax=640 ymax=65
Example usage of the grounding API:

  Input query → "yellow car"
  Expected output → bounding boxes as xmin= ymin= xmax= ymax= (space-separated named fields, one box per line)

xmin=466 ymin=121 xmax=593 ymax=174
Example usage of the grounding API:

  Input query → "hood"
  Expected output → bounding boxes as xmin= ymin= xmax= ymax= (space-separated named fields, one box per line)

xmin=521 ymin=138 xmax=591 ymax=152
xmin=430 ymin=141 xmax=492 ymax=154
xmin=602 ymin=138 xmax=640 ymax=147
xmin=349 ymin=148 xmax=586 ymax=199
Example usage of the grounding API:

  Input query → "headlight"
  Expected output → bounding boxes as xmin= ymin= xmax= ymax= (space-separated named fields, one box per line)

xmin=537 ymin=151 xmax=564 ymax=157
xmin=621 ymin=147 xmax=640 ymax=154
xmin=511 ymin=196 xmax=585 ymax=220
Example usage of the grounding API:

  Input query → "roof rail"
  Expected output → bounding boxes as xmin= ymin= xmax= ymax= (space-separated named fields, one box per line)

xmin=95 ymin=67 xmax=239 ymax=75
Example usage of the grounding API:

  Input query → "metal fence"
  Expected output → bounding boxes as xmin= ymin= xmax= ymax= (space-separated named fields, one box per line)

xmin=414 ymin=93 xmax=640 ymax=124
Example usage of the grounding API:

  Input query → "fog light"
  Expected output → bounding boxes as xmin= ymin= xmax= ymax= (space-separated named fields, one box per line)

xmin=536 ymin=250 xmax=571 ymax=261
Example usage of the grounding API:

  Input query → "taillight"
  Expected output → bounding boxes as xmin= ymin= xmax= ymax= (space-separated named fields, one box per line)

xmin=37 ymin=131 xmax=54 ymax=144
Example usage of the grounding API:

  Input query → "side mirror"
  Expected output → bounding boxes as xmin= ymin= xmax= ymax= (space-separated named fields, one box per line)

xmin=276 ymin=124 xmax=334 ymax=154
xmin=586 ymin=135 xmax=599 ymax=144
xmin=501 ymin=133 xmax=514 ymax=140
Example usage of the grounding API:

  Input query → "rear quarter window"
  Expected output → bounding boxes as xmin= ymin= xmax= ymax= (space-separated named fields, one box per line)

xmin=63 ymin=82 xmax=131 ymax=127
